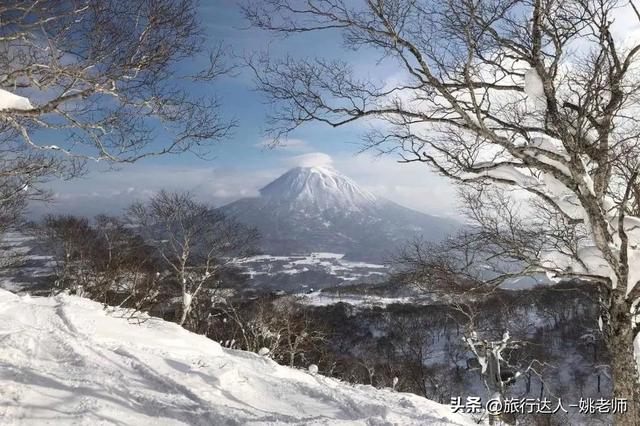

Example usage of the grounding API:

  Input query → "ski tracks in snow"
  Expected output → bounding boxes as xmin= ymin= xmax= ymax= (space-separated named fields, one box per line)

xmin=0 ymin=294 xmax=227 ymax=425
xmin=0 ymin=291 xmax=474 ymax=425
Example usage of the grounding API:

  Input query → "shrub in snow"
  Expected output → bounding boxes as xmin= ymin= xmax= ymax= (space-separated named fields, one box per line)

xmin=222 ymin=339 xmax=236 ymax=349
xmin=208 ymin=297 xmax=328 ymax=369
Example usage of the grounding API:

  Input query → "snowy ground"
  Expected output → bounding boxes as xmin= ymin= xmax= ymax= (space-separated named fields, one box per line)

xmin=299 ymin=291 xmax=438 ymax=308
xmin=236 ymin=253 xmax=387 ymax=284
xmin=0 ymin=289 xmax=474 ymax=425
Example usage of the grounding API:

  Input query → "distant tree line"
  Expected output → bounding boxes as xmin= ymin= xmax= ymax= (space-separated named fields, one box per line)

xmin=29 ymin=191 xmax=258 ymax=329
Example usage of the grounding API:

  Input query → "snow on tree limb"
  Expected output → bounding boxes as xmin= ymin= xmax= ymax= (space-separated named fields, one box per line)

xmin=0 ymin=89 xmax=32 ymax=111
xmin=524 ymin=68 xmax=546 ymax=100
xmin=245 ymin=0 xmax=640 ymax=298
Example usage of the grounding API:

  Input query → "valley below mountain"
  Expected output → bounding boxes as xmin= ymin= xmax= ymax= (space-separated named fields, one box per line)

xmin=219 ymin=166 xmax=458 ymax=291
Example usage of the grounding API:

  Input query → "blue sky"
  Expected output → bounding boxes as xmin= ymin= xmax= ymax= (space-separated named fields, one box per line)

xmin=29 ymin=0 xmax=458 ymax=219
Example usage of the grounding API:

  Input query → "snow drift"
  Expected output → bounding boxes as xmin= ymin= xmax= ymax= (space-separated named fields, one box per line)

xmin=0 ymin=289 xmax=473 ymax=425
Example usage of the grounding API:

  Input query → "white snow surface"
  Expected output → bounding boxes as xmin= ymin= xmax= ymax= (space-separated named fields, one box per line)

xmin=0 ymin=88 xmax=33 ymax=111
xmin=236 ymin=252 xmax=388 ymax=282
xmin=0 ymin=289 xmax=473 ymax=425
xmin=301 ymin=291 xmax=417 ymax=308
xmin=259 ymin=166 xmax=378 ymax=212
xmin=523 ymin=68 xmax=546 ymax=100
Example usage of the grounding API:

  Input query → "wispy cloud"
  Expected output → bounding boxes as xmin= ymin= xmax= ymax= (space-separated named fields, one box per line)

xmin=284 ymin=152 xmax=333 ymax=168
xmin=330 ymin=151 xmax=461 ymax=217
xmin=254 ymin=138 xmax=312 ymax=152
xmin=28 ymin=164 xmax=277 ymax=219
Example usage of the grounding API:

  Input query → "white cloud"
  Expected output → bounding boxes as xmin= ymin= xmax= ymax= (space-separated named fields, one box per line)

xmin=285 ymin=152 xmax=334 ymax=168
xmin=329 ymin=151 xmax=460 ymax=217
xmin=28 ymin=164 xmax=276 ymax=218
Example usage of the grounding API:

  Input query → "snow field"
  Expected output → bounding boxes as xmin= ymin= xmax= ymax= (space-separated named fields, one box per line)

xmin=0 ymin=289 xmax=474 ymax=425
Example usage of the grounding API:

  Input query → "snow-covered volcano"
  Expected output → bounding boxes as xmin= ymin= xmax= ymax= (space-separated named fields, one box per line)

xmin=260 ymin=166 xmax=378 ymax=212
xmin=220 ymin=166 xmax=458 ymax=261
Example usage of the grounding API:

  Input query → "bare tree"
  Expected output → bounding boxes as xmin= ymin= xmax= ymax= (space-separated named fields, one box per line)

xmin=127 ymin=191 xmax=259 ymax=327
xmin=395 ymin=236 xmax=554 ymax=424
xmin=91 ymin=215 xmax=163 ymax=314
xmin=245 ymin=1 xmax=640 ymax=422
xmin=31 ymin=214 xmax=163 ymax=315
xmin=0 ymin=174 xmax=35 ymax=270
xmin=0 ymin=0 xmax=232 ymax=214
xmin=33 ymin=214 xmax=99 ymax=295
xmin=210 ymin=296 xmax=329 ymax=368
xmin=463 ymin=326 xmax=547 ymax=425
xmin=386 ymin=313 xmax=445 ymax=401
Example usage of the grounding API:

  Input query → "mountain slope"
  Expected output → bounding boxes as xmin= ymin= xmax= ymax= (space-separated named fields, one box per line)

xmin=0 ymin=289 xmax=473 ymax=425
xmin=260 ymin=166 xmax=378 ymax=212
xmin=220 ymin=166 xmax=458 ymax=261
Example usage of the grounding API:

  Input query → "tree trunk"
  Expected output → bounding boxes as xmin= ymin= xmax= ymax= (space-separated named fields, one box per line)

xmin=178 ymin=305 xmax=189 ymax=326
xmin=607 ymin=293 xmax=639 ymax=426
xmin=178 ymin=293 xmax=192 ymax=326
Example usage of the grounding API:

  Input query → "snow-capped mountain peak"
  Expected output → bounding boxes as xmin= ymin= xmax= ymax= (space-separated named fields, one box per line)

xmin=259 ymin=166 xmax=377 ymax=212
xmin=219 ymin=165 xmax=459 ymax=261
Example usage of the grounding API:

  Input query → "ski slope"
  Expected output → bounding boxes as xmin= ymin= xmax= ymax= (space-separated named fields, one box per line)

xmin=0 ymin=289 xmax=474 ymax=425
